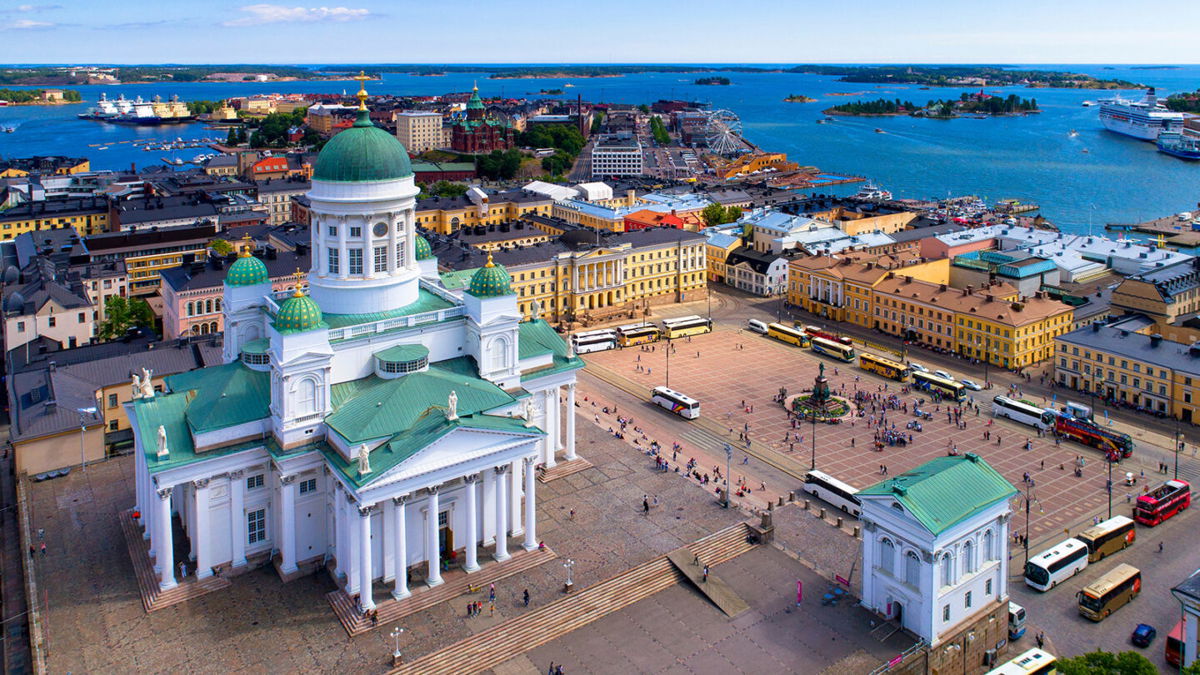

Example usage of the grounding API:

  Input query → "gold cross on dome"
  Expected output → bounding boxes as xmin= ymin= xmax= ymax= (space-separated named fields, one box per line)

xmin=239 ymin=233 xmax=253 ymax=256
xmin=292 ymin=268 xmax=306 ymax=296
xmin=353 ymin=71 xmax=370 ymax=111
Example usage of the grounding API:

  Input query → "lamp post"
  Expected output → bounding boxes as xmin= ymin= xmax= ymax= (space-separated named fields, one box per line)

xmin=562 ymin=558 xmax=575 ymax=592
xmin=811 ymin=408 xmax=817 ymax=471
xmin=76 ymin=407 xmax=97 ymax=472
xmin=665 ymin=337 xmax=670 ymax=388
xmin=1106 ymin=448 xmax=1114 ymax=520
xmin=389 ymin=627 xmax=405 ymax=664
xmin=1175 ymin=419 xmax=1182 ymax=481
xmin=723 ymin=443 xmax=733 ymax=509
xmin=1018 ymin=482 xmax=1039 ymax=567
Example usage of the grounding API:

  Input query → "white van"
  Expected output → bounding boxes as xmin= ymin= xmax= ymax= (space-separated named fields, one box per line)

xmin=747 ymin=319 xmax=768 ymax=335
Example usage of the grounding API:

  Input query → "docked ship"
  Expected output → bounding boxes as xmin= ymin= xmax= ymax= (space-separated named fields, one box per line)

xmin=80 ymin=94 xmax=195 ymax=125
xmin=76 ymin=93 xmax=134 ymax=120
xmin=1098 ymin=88 xmax=1185 ymax=141
xmin=1156 ymin=132 xmax=1200 ymax=160
xmin=854 ymin=182 xmax=892 ymax=201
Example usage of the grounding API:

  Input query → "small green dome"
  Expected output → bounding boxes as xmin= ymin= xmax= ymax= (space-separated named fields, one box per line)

xmin=415 ymin=234 xmax=433 ymax=260
xmin=313 ymin=109 xmax=413 ymax=183
xmin=467 ymin=253 xmax=512 ymax=298
xmin=226 ymin=254 xmax=269 ymax=287
xmin=274 ymin=290 xmax=325 ymax=333
xmin=466 ymin=85 xmax=484 ymax=111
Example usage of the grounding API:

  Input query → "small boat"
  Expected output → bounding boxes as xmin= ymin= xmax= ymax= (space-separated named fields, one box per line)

xmin=97 ymin=146 xmax=109 ymax=150
xmin=815 ymin=119 xmax=828 ymax=124
xmin=1068 ymin=129 xmax=1079 ymax=138
xmin=563 ymin=83 xmax=574 ymax=88
xmin=1081 ymin=100 xmax=1096 ymax=107
xmin=874 ymin=128 xmax=885 ymax=133
xmin=1081 ymin=148 xmax=1090 ymax=153
xmin=1 ymin=126 xmax=14 ymax=133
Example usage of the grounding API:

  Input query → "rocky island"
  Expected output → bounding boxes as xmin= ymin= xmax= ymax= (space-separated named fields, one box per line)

xmin=784 ymin=94 xmax=817 ymax=103
xmin=695 ymin=76 xmax=731 ymax=86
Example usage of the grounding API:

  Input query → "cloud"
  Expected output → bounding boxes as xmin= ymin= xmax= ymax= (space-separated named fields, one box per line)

xmin=6 ymin=4 xmax=62 ymax=12
xmin=3 ymin=18 xmax=53 ymax=29
xmin=223 ymin=4 xmax=369 ymax=26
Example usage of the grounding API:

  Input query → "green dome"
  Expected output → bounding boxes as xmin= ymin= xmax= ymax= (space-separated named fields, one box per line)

xmin=467 ymin=254 xmax=512 ymax=298
xmin=415 ymin=234 xmax=433 ymax=260
xmin=313 ymin=110 xmax=413 ymax=183
xmin=274 ymin=291 xmax=325 ymax=333
xmin=466 ymin=85 xmax=485 ymax=111
xmin=226 ymin=254 xmax=269 ymax=287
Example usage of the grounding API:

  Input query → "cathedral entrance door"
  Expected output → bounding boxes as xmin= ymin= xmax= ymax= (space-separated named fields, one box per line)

xmin=438 ymin=511 xmax=453 ymax=559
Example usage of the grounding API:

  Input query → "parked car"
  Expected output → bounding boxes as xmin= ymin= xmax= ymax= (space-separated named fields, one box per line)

xmin=960 ymin=379 xmax=983 ymax=391
xmin=908 ymin=362 xmax=929 ymax=373
xmin=934 ymin=369 xmax=954 ymax=381
xmin=747 ymin=319 xmax=768 ymax=335
xmin=1131 ymin=623 xmax=1157 ymax=648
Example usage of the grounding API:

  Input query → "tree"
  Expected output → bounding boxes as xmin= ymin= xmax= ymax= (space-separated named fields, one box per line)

xmin=701 ymin=203 xmax=742 ymax=227
xmin=638 ymin=104 xmax=650 ymax=113
xmin=209 ymin=238 xmax=234 ymax=256
xmin=226 ymin=128 xmax=240 ymax=146
xmin=96 ymin=296 xmax=155 ymax=341
xmin=1182 ymin=660 xmax=1200 ymax=675
xmin=1055 ymin=650 xmax=1158 ymax=675
xmin=477 ymin=149 xmax=522 ymax=180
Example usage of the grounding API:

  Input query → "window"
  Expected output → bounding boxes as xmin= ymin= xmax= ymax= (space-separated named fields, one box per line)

xmin=905 ymin=551 xmax=920 ymax=586
xmin=349 ymin=226 xmax=362 ymax=237
xmin=16 ymin=321 xmax=24 ymax=332
xmin=48 ymin=316 xmax=56 ymax=327
xmin=985 ymin=578 xmax=993 ymax=596
xmin=78 ymin=312 xmax=85 ymax=323
xmin=943 ymin=605 xmax=950 ymax=622
xmin=327 ymin=226 xmax=336 ymax=237
xmin=107 ymin=394 xmax=118 ymax=408
xmin=109 ymin=419 xmax=118 ymax=431
xmin=328 ymin=248 xmax=339 ymax=274
xmin=247 ymin=474 xmax=264 ymax=490
xmin=941 ymin=553 xmax=954 ymax=586
xmin=982 ymin=530 xmax=994 ymax=562
xmin=396 ymin=241 xmax=406 ymax=267
xmin=247 ymin=508 xmax=267 ymax=544
xmin=348 ymin=248 xmax=363 ymax=275
xmin=374 ymin=245 xmax=387 ymax=274
xmin=299 ymin=478 xmax=317 ymax=494
xmin=879 ymin=539 xmax=895 ymax=575
xmin=964 ymin=591 xmax=972 ymax=608
xmin=962 ymin=540 xmax=974 ymax=574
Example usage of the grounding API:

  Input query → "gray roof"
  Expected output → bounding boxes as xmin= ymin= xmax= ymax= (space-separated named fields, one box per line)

xmin=161 ymin=247 xmax=311 ymax=293
xmin=1057 ymin=318 xmax=1200 ymax=377
xmin=255 ymin=178 xmax=311 ymax=194
xmin=205 ymin=155 xmax=237 ymax=168
xmin=417 ymin=189 xmax=551 ymax=212
xmin=1174 ymin=568 xmax=1200 ymax=604
xmin=726 ymin=246 xmax=789 ymax=275
xmin=887 ymin=222 xmax=965 ymax=244
xmin=0 ymin=197 xmax=108 ymax=223
xmin=113 ymin=196 xmax=220 ymax=226
xmin=1 ymin=257 xmax=93 ymax=318
xmin=432 ymin=225 xmax=704 ymax=272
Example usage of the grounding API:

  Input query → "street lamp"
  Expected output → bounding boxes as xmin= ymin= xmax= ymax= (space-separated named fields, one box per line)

xmin=562 ymin=558 xmax=575 ymax=592
xmin=1175 ymin=419 xmax=1183 ymax=481
xmin=1107 ymin=446 xmax=1114 ymax=520
xmin=1018 ymin=482 xmax=1040 ymax=567
xmin=389 ymin=627 xmax=405 ymax=664
xmin=811 ymin=409 xmax=817 ymax=470
xmin=76 ymin=407 xmax=97 ymax=472
xmin=665 ymin=337 xmax=671 ymax=388
xmin=723 ymin=443 xmax=733 ymax=509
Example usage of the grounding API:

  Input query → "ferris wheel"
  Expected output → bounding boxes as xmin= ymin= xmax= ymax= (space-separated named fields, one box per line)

xmin=704 ymin=109 xmax=743 ymax=156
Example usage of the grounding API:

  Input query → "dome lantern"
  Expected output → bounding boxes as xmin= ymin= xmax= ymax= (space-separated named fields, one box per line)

xmin=467 ymin=252 xmax=513 ymax=298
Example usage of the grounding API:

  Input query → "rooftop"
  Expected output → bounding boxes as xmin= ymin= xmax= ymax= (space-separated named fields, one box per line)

xmin=1058 ymin=319 xmax=1200 ymax=377
xmin=859 ymin=453 xmax=1017 ymax=535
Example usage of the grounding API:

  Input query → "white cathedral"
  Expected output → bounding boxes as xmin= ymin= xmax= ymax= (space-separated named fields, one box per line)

xmin=126 ymin=87 xmax=581 ymax=613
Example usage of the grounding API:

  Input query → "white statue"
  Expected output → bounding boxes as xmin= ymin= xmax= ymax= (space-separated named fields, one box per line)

xmin=530 ymin=298 xmax=541 ymax=321
xmin=447 ymin=390 xmax=458 ymax=421
xmin=357 ymin=444 xmax=371 ymax=475
xmin=523 ymin=397 xmax=535 ymax=427
xmin=566 ymin=336 xmax=576 ymax=359
xmin=156 ymin=425 xmax=169 ymax=459
xmin=139 ymin=367 xmax=155 ymax=399
xmin=131 ymin=373 xmax=143 ymax=400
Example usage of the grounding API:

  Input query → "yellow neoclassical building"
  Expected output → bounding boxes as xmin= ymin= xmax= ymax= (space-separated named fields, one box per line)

xmin=0 ymin=197 xmax=110 ymax=239
xmin=416 ymin=189 xmax=553 ymax=235
xmin=788 ymin=255 xmax=950 ymax=324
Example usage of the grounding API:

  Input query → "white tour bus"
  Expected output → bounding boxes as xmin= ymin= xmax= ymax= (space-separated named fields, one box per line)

xmin=801 ymin=470 xmax=862 ymax=517
xmin=992 ymin=395 xmax=1056 ymax=431
xmin=1024 ymin=537 xmax=1089 ymax=591
xmin=650 ymin=386 xmax=700 ymax=419
xmin=570 ymin=329 xmax=617 ymax=354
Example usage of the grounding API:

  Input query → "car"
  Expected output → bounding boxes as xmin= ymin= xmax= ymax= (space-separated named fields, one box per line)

xmin=934 ymin=370 xmax=954 ymax=381
xmin=908 ymin=362 xmax=928 ymax=373
xmin=1131 ymin=623 xmax=1157 ymax=648
xmin=960 ymin=379 xmax=983 ymax=391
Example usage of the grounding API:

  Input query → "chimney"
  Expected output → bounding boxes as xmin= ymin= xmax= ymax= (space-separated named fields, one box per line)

xmin=986 ymin=295 xmax=994 ymax=303
xmin=1092 ymin=322 xmax=1102 ymax=333
xmin=1150 ymin=333 xmax=1163 ymax=347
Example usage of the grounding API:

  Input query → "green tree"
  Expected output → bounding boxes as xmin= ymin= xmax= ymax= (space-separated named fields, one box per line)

xmin=226 ymin=127 xmax=240 ymax=146
xmin=1181 ymin=660 xmax=1200 ymax=675
xmin=426 ymin=180 xmax=468 ymax=198
xmin=638 ymin=104 xmax=650 ymax=113
xmin=209 ymin=238 xmax=234 ymax=256
xmin=97 ymin=296 xmax=155 ymax=341
xmin=1055 ymin=650 xmax=1158 ymax=675
xmin=649 ymin=116 xmax=670 ymax=145
xmin=590 ymin=111 xmax=605 ymax=134
xmin=702 ymin=203 xmax=742 ymax=227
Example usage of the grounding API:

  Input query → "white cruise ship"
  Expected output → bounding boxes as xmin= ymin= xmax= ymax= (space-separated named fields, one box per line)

xmin=1098 ymin=88 xmax=1185 ymax=141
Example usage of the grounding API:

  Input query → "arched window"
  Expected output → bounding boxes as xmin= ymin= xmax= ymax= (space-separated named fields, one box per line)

xmin=296 ymin=377 xmax=318 ymax=415
xmin=210 ymin=321 xmax=218 ymax=334
xmin=904 ymin=551 xmax=920 ymax=586
xmin=205 ymin=299 xmax=213 ymax=314
xmin=879 ymin=538 xmax=895 ymax=575
xmin=941 ymin=552 xmax=954 ymax=587
xmin=200 ymin=322 xmax=209 ymax=335
xmin=186 ymin=301 xmax=194 ymax=317
xmin=962 ymin=540 xmax=975 ymax=574
xmin=215 ymin=298 xmax=222 ymax=312
xmin=982 ymin=530 xmax=994 ymax=562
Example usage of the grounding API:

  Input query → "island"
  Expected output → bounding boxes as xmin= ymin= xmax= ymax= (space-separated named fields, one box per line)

xmin=825 ymin=94 xmax=1038 ymax=118
xmin=784 ymin=94 xmax=817 ymax=103
xmin=785 ymin=65 xmax=1140 ymax=89
xmin=0 ymin=88 xmax=82 ymax=105
xmin=0 ymin=65 xmax=380 ymax=86
xmin=695 ymin=77 xmax=731 ymax=86
xmin=538 ymin=88 xmax=565 ymax=95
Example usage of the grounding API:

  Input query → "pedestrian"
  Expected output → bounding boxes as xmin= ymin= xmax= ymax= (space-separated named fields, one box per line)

xmin=549 ymin=663 xmax=556 ymax=675
xmin=1160 ymin=541 xmax=1165 ymax=553
xmin=643 ymin=495 xmax=650 ymax=515
xmin=489 ymin=600 xmax=495 ymax=616
xmin=467 ymin=602 xmax=473 ymax=617
xmin=489 ymin=583 xmax=496 ymax=603
xmin=40 ymin=542 xmax=47 ymax=558
xmin=702 ymin=565 xmax=709 ymax=583
xmin=523 ymin=588 xmax=530 ymax=607
xmin=1036 ymin=632 xmax=1045 ymax=649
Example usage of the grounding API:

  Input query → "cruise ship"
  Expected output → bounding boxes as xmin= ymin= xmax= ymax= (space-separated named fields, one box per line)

xmin=79 ymin=94 xmax=194 ymax=125
xmin=1098 ymin=88 xmax=1185 ymax=141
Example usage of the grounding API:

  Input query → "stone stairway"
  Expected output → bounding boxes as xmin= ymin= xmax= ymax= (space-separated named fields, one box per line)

xmin=391 ymin=522 xmax=757 ymax=675
xmin=327 ymin=544 xmax=558 ymax=636
xmin=118 ymin=509 xmax=229 ymax=612
xmin=666 ymin=547 xmax=750 ymax=617
xmin=537 ymin=457 xmax=593 ymax=483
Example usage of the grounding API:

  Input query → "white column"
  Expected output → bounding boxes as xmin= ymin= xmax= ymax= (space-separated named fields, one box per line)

xmin=1185 ymin=613 xmax=1199 ymax=668
xmin=337 ymin=216 xmax=348 ymax=280
xmin=157 ymin=487 xmax=177 ymax=591
xmin=510 ymin=460 xmax=522 ymax=537
xmin=543 ymin=389 xmax=557 ymax=468
xmin=279 ymin=474 xmax=298 ymax=574
xmin=344 ymin=495 xmax=360 ymax=595
xmin=494 ymin=467 xmax=510 ymax=561
xmin=523 ymin=458 xmax=537 ymax=551
xmin=358 ymin=504 xmax=375 ymax=613
xmin=334 ymin=486 xmax=347 ymax=581
xmin=391 ymin=496 xmax=410 ymax=600
xmin=566 ymin=383 xmax=578 ymax=461
xmin=557 ymin=386 xmax=567 ymax=455
xmin=482 ymin=469 xmax=497 ymax=544
xmin=425 ymin=487 xmax=443 ymax=587
xmin=194 ymin=479 xmax=213 ymax=579
xmin=388 ymin=211 xmax=398 ymax=275
xmin=463 ymin=476 xmax=480 ymax=572
xmin=230 ymin=471 xmax=247 ymax=568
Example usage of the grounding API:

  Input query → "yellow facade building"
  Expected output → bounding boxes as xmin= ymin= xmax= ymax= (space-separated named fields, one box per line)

xmin=714 ymin=152 xmax=799 ymax=180
xmin=807 ymin=205 xmax=917 ymax=236
xmin=417 ymin=189 xmax=553 ymax=235
xmin=0 ymin=197 xmax=110 ymax=240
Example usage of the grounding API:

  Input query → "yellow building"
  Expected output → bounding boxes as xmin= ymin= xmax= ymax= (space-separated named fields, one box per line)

xmin=85 ymin=226 xmax=216 ymax=296
xmin=954 ymin=291 xmax=1073 ymax=368
xmin=0 ymin=157 xmax=90 ymax=178
xmin=1110 ymin=260 xmax=1200 ymax=324
xmin=0 ymin=196 xmax=110 ymax=240
xmin=807 ymin=205 xmax=917 ymax=236
xmin=705 ymin=231 xmax=742 ymax=283
xmin=788 ymin=255 xmax=950 ymax=325
xmin=417 ymin=189 xmax=553 ymax=235
xmin=714 ymin=152 xmax=799 ymax=180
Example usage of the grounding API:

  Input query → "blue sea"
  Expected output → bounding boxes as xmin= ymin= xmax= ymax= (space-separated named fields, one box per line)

xmin=2 ymin=64 xmax=1200 ymax=233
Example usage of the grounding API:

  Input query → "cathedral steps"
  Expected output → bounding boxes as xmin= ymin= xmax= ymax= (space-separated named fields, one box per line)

xmin=536 ymin=457 xmax=593 ymax=483
xmin=390 ymin=523 xmax=757 ymax=675
xmin=119 ymin=509 xmax=230 ymax=612
xmin=327 ymin=543 xmax=558 ymax=636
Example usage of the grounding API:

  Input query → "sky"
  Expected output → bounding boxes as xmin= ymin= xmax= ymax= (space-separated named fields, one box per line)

xmin=2 ymin=0 xmax=1200 ymax=65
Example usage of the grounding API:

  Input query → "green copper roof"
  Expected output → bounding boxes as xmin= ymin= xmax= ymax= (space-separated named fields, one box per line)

xmin=375 ymin=343 xmax=429 ymax=363
xmin=274 ymin=292 xmax=326 ymax=334
xmin=226 ymin=254 xmax=270 ymax=287
xmin=323 ymin=287 xmax=455 ymax=329
xmin=466 ymin=87 xmax=484 ymax=110
xmin=858 ymin=454 xmax=1017 ymax=535
xmin=439 ymin=268 xmax=476 ymax=292
xmin=518 ymin=319 xmax=585 ymax=378
xmin=467 ymin=256 xmax=512 ymax=298
xmin=415 ymin=234 xmax=433 ymax=260
xmin=313 ymin=109 xmax=414 ymax=183
xmin=241 ymin=338 xmax=270 ymax=355
xmin=167 ymin=362 xmax=272 ymax=434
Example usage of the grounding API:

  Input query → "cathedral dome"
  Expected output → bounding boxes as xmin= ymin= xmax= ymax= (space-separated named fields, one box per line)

xmin=414 ymin=234 xmax=433 ymax=260
xmin=467 ymin=252 xmax=512 ymax=298
xmin=274 ymin=287 xmax=325 ymax=333
xmin=225 ymin=248 xmax=269 ymax=287
xmin=312 ymin=104 xmax=412 ymax=183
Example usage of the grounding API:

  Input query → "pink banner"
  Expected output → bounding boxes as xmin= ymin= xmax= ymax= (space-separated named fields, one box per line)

xmin=835 ymin=575 xmax=849 ymax=587
xmin=796 ymin=580 xmax=803 ymax=604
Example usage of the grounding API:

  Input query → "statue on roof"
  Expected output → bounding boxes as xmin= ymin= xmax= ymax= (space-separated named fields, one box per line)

xmin=447 ymin=390 xmax=459 ymax=421
xmin=523 ymin=398 xmax=535 ymax=427
xmin=139 ymin=367 xmax=155 ymax=399
xmin=131 ymin=372 xmax=143 ymax=400
xmin=156 ymin=425 xmax=169 ymax=459
xmin=529 ymin=298 xmax=541 ymax=321
xmin=357 ymin=443 xmax=371 ymax=475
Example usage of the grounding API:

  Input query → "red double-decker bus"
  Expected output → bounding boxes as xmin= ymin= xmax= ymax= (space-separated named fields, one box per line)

xmin=1053 ymin=414 xmax=1134 ymax=459
xmin=1134 ymin=479 xmax=1191 ymax=526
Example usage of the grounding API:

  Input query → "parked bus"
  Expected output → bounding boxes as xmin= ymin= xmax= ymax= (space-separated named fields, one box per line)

xmin=992 ymin=396 xmax=1056 ymax=431
xmin=913 ymin=371 xmax=967 ymax=402
xmin=1134 ymin=479 xmax=1191 ymax=526
xmin=650 ymin=386 xmax=700 ymax=420
xmin=1075 ymin=515 xmax=1136 ymax=562
xmin=570 ymin=329 xmax=617 ymax=354
xmin=985 ymin=648 xmax=1056 ymax=675
xmin=1052 ymin=413 xmax=1134 ymax=460
xmin=810 ymin=336 xmax=856 ymax=362
xmin=801 ymin=470 xmax=861 ymax=517
xmin=1077 ymin=563 xmax=1141 ymax=622
xmin=661 ymin=315 xmax=712 ymax=339
xmin=1024 ymin=538 xmax=1088 ymax=591
xmin=797 ymin=323 xmax=854 ymax=346
xmin=858 ymin=352 xmax=911 ymax=382
xmin=617 ymin=322 xmax=660 ymax=347
xmin=1166 ymin=619 xmax=1185 ymax=667
xmin=1008 ymin=602 xmax=1027 ymax=640
xmin=767 ymin=322 xmax=810 ymax=347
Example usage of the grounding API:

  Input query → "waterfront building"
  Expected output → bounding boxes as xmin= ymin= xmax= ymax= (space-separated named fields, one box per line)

xmin=591 ymin=134 xmax=644 ymax=178
xmin=0 ymin=156 xmax=90 ymax=178
xmin=450 ymin=86 xmax=514 ymax=154
xmin=713 ymin=152 xmax=798 ymax=180
xmin=256 ymin=178 xmax=311 ymax=226
xmin=203 ymin=155 xmax=239 ymax=177
xmin=0 ymin=196 xmax=110 ymax=240
xmin=1110 ymin=258 xmax=1200 ymax=323
xmin=800 ymin=202 xmax=917 ymax=236
xmin=416 ymin=188 xmax=552 ymax=235
xmin=124 ymin=90 xmax=582 ymax=607
xmin=395 ymin=111 xmax=444 ymax=153
xmin=859 ymin=454 xmax=1016 ymax=672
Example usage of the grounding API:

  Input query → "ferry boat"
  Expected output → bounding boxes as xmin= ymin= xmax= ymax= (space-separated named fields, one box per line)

xmin=1156 ymin=132 xmax=1200 ymax=160
xmin=854 ymin=183 xmax=892 ymax=201
xmin=1098 ymin=88 xmax=1185 ymax=141
xmin=82 ymin=94 xmax=194 ymax=125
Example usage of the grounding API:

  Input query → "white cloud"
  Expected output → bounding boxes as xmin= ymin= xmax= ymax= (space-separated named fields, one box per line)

xmin=223 ymin=4 xmax=369 ymax=27
xmin=4 ymin=18 xmax=53 ymax=29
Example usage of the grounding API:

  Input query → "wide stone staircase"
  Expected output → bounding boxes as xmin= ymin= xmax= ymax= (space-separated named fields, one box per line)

xmin=391 ymin=522 xmax=757 ymax=675
xmin=118 ymin=509 xmax=230 ymax=612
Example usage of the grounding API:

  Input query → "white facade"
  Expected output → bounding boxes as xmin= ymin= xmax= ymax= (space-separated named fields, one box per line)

xmin=591 ymin=137 xmax=644 ymax=178
xmin=395 ymin=112 xmax=444 ymax=153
